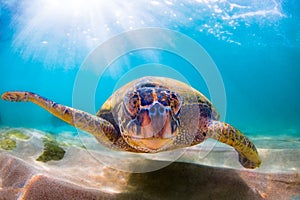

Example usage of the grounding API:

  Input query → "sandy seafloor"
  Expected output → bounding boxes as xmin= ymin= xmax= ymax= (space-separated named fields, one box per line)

xmin=0 ymin=127 xmax=299 ymax=200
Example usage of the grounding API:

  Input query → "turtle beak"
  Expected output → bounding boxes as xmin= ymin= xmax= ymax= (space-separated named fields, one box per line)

xmin=124 ymin=102 xmax=175 ymax=151
xmin=125 ymin=102 xmax=174 ymax=139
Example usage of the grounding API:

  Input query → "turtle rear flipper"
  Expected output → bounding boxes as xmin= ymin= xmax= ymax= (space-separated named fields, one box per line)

xmin=1 ymin=91 xmax=119 ymax=148
xmin=207 ymin=120 xmax=261 ymax=169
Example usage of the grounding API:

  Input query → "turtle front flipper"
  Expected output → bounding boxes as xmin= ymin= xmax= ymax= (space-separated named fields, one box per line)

xmin=1 ymin=91 xmax=119 ymax=147
xmin=207 ymin=120 xmax=261 ymax=169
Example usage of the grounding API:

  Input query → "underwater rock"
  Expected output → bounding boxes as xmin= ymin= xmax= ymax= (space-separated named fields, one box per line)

xmin=0 ymin=150 xmax=300 ymax=200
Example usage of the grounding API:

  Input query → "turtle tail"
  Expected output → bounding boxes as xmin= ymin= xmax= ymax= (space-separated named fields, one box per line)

xmin=207 ymin=120 xmax=261 ymax=169
xmin=1 ymin=91 xmax=119 ymax=144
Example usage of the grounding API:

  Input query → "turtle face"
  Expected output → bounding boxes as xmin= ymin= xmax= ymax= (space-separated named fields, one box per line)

xmin=119 ymin=85 xmax=181 ymax=152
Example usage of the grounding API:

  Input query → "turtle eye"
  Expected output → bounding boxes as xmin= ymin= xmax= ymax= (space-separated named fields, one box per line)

xmin=124 ymin=91 xmax=140 ymax=118
xmin=170 ymin=92 xmax=181 ymax=115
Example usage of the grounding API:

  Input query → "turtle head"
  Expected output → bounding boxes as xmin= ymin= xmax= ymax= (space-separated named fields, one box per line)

xmin=119 ymin=84 xmax=181 ymax=152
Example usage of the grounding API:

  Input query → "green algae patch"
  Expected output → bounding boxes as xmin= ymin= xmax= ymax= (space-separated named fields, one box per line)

xmin=0 ymin=137 xmax=16 ymax=150
xmin=36 ymin=137 xmax=66 ymax=162
xmin=6 ymin=129 xmax=30 ymax=140
xmin=0 ymin=129 xmax=30 ymax=150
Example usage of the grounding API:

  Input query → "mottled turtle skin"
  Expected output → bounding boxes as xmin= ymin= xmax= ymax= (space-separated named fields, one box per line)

xmin=1 ymin=76 xmax=261 ymax=169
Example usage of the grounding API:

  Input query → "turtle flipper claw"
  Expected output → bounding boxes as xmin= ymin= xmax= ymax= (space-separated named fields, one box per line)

xmin=238 ymin=153 xmax=260 ymax=169
xmin=1 ymin=91 xmax=31 ymax=102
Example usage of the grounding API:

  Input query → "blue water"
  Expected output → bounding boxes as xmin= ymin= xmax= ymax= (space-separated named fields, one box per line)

xmin=0 ymin=0 xmax=300 ymax=140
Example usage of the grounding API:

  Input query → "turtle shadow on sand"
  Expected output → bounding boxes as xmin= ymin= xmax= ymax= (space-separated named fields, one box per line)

xmin=118 ymin=162 xmax=263 ymax=200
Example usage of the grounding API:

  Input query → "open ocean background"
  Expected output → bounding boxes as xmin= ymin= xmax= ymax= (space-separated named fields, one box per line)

xmin=0 ymin=0 xmax=299 ymax=142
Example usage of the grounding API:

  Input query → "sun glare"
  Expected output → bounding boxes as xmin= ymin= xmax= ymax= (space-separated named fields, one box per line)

xmin=11 ymin=0 xmax=284 ymax=69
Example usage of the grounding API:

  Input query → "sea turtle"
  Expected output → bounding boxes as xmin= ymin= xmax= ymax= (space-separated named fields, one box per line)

xmin=1 ymin=76 xmax=261 ymax=168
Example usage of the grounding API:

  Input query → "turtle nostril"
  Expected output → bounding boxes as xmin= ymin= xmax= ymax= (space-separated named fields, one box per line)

xmin=149 ymin=106 xmax=156 ymax=114
xmin=159 ymin=107 xmax=165 ymax=114
xmin=149 ymin=103 xmax=166 ymax=116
